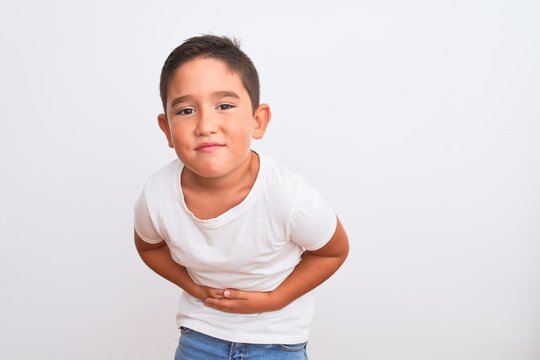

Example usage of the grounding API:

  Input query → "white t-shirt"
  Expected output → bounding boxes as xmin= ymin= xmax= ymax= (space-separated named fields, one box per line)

xmin=134 ymin=153 xmax=337 ymax=344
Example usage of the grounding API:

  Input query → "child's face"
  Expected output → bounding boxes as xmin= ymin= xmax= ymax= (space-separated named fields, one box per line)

xmin=158 ymin=57 xmax=270 ymax=179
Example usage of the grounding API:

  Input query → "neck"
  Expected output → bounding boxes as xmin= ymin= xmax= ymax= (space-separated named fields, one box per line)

xmin=182 ymin=151 xmax=259 ymax=194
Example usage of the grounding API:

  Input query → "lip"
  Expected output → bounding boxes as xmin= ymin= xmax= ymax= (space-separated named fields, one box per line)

xmin=195 ymin=142 xmax=224 ymax=152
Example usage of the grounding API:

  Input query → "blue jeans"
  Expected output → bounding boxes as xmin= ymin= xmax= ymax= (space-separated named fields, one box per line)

xmin=175 ymin=327 xmax=308 ymax=360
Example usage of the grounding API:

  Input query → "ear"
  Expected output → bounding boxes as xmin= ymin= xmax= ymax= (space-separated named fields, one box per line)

xmin=252 ymin=103 xmax=271 ymax=140
xmin=157 ymin=113 xmax=174 ymax=148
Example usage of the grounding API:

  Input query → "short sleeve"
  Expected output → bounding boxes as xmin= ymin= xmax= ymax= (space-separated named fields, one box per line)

xmin=133 ymin=187 xmax=164 ymax=244
xmin=288 ymin=183 xmax=337 ymax=251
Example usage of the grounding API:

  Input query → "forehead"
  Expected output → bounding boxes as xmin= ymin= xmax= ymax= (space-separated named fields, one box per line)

xmin=168 ymin=57 xmax=248 ymax=100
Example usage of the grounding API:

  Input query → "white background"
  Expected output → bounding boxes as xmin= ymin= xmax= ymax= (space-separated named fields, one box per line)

xmin=1 ymin=1 xmax=539 ymax=359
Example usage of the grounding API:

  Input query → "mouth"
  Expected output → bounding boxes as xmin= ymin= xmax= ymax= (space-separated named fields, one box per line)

xmin=195 ymin=142 xmax=224 ymax=152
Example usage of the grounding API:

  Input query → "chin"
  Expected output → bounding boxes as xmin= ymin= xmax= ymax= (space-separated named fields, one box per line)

xmin=193 ymin=166 xmax=228 ymax=178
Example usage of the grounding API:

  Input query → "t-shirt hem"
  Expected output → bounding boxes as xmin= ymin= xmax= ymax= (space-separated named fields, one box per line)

xmin=177 ymin=321 xmax=309 ymax=344
xmin=133 ymin=223 xmax=163 ymax=244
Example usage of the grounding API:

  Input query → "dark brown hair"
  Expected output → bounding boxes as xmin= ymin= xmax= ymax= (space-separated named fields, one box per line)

xmin=159 ymin=35 xmax=260 ymax=114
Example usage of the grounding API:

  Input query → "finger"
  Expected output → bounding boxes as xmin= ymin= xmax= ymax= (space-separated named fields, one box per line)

xmin=204 ymin=298 xmax=239 ymax=312
xmin=206 ymin=288 xmax=225 ymax=299
xmin=223 ymin=289 xmax=248 ymax=300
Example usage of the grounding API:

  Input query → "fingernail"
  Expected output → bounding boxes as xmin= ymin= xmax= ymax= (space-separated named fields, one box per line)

xmin=224 ymin=290 xmax=231 ymax=298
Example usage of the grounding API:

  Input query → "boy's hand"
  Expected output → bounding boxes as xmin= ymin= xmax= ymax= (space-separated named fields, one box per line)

xmin=195 ymin=285 xmax=228 ymax=301
xmin=205 ymin=217 xmax=349 ymax=314
xmin=203 ymin=289 xmax=280 ymax=314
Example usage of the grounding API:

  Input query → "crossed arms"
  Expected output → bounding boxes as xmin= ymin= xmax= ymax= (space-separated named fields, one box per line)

xmin=134 ymin=218 xmax=349 ymax=314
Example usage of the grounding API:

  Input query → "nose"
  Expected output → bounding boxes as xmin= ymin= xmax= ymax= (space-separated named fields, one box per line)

xmin=194 ymin=108 xmax=218 ymax=136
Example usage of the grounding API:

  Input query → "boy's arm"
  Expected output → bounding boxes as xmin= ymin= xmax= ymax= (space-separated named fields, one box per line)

xmin=134 ymin=231 xmax=226 ymax=301
xmin=204 ymin=217 xmax=349 ymax=314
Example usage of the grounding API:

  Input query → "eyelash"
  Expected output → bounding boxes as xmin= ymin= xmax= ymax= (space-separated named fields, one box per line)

xmin=177 ymin=108 xmax=194 ymax=116
xmin=217 ymin=103 xmax=234 ymax=110
xmin=175 ymin=103 xmax=235 ymax=116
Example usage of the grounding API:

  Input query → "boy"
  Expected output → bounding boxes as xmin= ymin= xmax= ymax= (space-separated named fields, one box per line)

xmin=134 ymin=35 xmax=349 ymax=359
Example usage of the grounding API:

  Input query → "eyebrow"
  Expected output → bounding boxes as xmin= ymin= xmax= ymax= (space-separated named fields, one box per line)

xmin=213 ymin=91 xmax=240 ymax=100
xmin=170 ymin=95 xmax=190 ymax=108
xmin=170 ymin=91 xmax=241 ymax=108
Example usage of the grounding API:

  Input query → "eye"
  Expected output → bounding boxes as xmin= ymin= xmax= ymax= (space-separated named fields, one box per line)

xmin=177 ymin=107 xmax=195 ymax=116
xmin=216 ymin=103 xmax=234 ymax=111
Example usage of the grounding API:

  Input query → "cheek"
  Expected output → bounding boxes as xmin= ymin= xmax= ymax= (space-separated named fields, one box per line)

xmin=236 ymin=126 xmax=256 ymax=143
xmin=232 ymin=117 xmax=256 ymax=138
xmin=169 ymin=123 xmax=189 ymax=139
